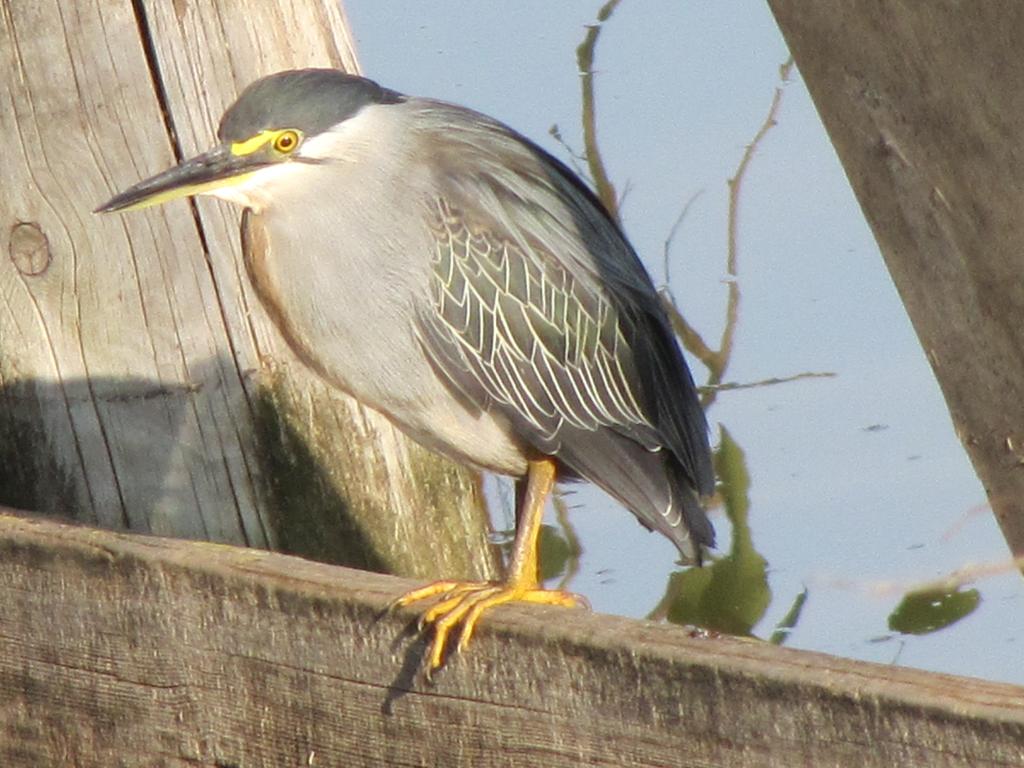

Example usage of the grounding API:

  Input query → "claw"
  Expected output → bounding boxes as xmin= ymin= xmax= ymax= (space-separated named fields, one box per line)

xmin=391 ymin=458 xmax=585 ymax=673
xmin=394 ymin=579 xmax=584 ymax=671
xmin=388 ymin=580 xmax=464 ymax=611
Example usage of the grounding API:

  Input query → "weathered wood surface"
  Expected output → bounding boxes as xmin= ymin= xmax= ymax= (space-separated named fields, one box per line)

xmin=0 ymin=509 xmax=1021 ymax=768
xmin=768 ymin=1 xmax=1024 ymax=556
xmin=0 ymin=0 xmax=497 ymax=579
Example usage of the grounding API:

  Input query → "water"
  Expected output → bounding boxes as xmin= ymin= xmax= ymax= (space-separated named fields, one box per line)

xmin=343 ymin=0 xmax=1022 ymax=685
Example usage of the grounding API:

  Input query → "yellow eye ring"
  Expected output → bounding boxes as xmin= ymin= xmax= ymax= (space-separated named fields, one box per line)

xmin=273 ymin=130 xmax=300 ymax=154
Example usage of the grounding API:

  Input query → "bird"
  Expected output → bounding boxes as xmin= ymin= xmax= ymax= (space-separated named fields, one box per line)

xmin=97 ymin=68 xmax=715 ymax=670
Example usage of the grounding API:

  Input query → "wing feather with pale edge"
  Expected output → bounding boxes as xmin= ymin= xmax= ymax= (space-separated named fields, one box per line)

xmin=410 ymin=100 xmax=714 ymax=554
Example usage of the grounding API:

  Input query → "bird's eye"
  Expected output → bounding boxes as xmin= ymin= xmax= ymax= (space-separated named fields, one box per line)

xmin=273 ymin=130 xmax=300 ymax=154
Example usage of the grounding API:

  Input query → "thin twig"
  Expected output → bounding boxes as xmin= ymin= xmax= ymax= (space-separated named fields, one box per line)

xmin=820 ymin=555 xmax=1024 ymax=599
xmin=701 ymin=56 xmax=795 ymax=408
xmin=576 ymin=0 xmax=625 ymax=222
xmin=662 ymin=189 xmax=705 ymax=297
xmin=698 ymin=370 xmax=836 ymax=395
xmin=660 ymin=290 xmax=717 ymax=370
xmin=552 ymin=489 xmax=583 ymax=591
xmin=548 ymin=124 xmax=591 ymax=182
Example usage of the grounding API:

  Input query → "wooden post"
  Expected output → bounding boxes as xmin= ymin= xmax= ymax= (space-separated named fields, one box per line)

xmin=768 ymin=0 xmax=1024 ymax=556
xmin=0 ymin=1 xmax=498 ymax=580
xmin=0 ymin=510 xmax=1021 ymax=767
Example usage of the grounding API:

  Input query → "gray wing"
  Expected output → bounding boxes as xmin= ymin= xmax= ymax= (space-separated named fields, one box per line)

xmin=420 ymin=198 xmax=659 ymax=452
xmin=410 ymin=99 xmax=714 ymax=558
xmin=415 ymin=199 xmax=713 ymax=558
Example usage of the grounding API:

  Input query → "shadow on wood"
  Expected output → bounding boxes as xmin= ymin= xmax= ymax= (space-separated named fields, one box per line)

xmin=0 ymin=509 xmax=1021 ymax=767
xmin=0 ymin=0 xmax=497 ymax=580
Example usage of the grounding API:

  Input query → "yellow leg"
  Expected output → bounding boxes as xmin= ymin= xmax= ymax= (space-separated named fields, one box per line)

xmin=391 ymin=457 xmax=585 ymax=670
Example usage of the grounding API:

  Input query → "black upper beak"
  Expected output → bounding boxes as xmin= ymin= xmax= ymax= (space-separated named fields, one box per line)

xmin=95 ymin=144 xmax=269 ymax=213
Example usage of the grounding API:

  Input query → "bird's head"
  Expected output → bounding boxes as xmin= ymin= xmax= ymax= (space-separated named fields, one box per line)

xmin=96 ymin=69 xmax=403 ymax=215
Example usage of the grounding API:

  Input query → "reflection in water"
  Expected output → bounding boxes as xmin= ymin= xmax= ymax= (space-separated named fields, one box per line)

xmin=542 ymin=3 xmax=811 ymax=640
xmin=574 ymin=0 xmax=625 ymax=222
xmin=550 ymin=492 xmax=583 ymax=589
xmin=768 ymin=587 xmax=809 ymax=646
xmin=533 ymin=1 xmax=996 ymax=651
xmin=888 ymin=586 xmax=981 ymax=636
xmin=648 ymin=427 xmax=772 ymax=636
xmin=681 ymin=58 xmax=795 ymax=411
xmin=562 ymin=4 xmax=825 ymax=405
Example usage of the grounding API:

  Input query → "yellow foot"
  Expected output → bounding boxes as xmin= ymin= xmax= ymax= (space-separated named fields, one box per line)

xmin=391 ymin=580 xmax=586 ymax=671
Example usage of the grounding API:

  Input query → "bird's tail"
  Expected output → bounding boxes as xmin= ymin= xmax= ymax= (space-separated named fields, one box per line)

xmin=554 ymin=426 xmax=714 ymax=564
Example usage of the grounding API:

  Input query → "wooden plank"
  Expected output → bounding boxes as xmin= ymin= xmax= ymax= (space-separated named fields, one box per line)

xmin=0 ymin=0 xmax=497 ymax=579
xmin=767 ymin=0 xmax=1024 ymax=555
xmin=0 ymin=508 xmax=1021 ymax=768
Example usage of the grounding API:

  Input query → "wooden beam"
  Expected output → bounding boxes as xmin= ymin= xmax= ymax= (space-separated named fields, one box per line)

xmin=767 ymin=0 xmax=1024 ymax=555
xmin=0 ymin=509 xmax=1020 ymax=767
xmin=0 ymin=0 xmax=497 ymax=579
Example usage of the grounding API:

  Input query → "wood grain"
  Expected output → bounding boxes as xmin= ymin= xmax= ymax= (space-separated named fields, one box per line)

xmin=0 ymin=509 xmax=1021 ymax=767
xmin=0 ymin=0 xmax=497 ymax=579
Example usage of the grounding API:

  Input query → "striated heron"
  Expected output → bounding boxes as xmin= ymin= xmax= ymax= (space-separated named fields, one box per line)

xmin=97 ymin=69 xmax=715 ymax=670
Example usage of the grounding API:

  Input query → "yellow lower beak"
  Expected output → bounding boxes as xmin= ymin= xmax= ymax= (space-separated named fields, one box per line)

xmin=95 ymin=144 xmax=266 ymax=213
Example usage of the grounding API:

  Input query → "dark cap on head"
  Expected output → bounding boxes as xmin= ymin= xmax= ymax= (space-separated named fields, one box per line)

xmin=217 ymin=69 xmax=405 ymax=143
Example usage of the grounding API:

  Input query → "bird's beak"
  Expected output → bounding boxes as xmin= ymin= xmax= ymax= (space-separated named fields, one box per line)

xmin=95 ymin=144 xmax=269 ymax=213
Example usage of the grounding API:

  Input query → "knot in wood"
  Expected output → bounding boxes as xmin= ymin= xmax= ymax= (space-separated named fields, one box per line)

xmin=8 ymin=222 xmax=51 ymax=276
